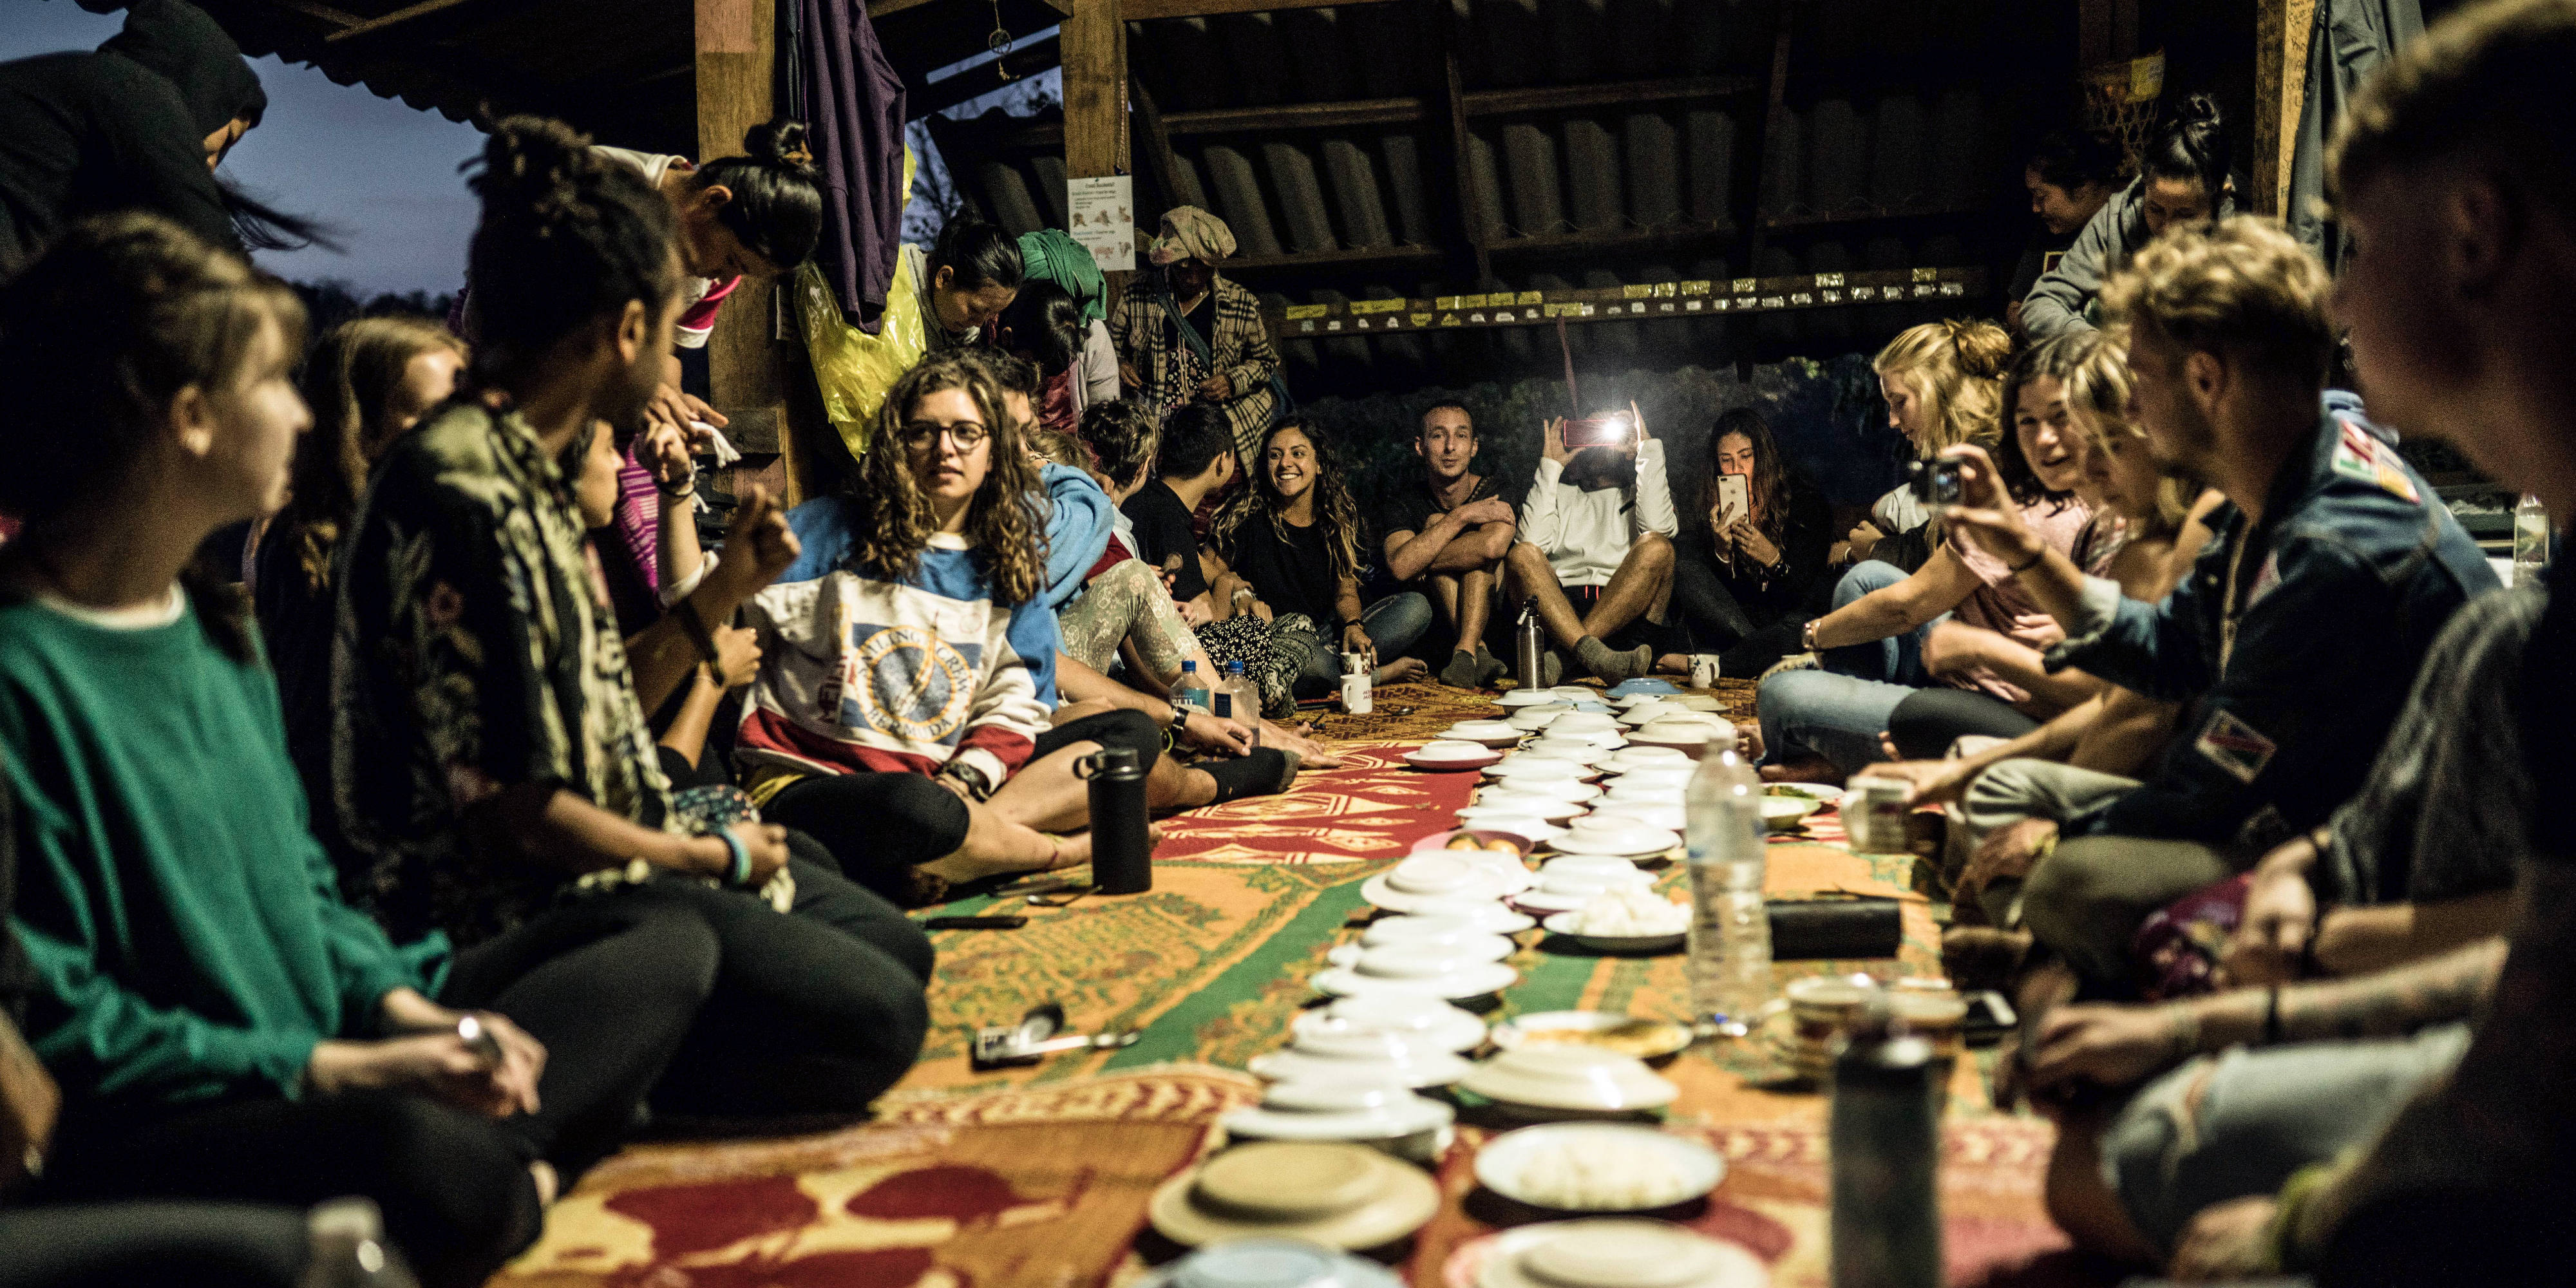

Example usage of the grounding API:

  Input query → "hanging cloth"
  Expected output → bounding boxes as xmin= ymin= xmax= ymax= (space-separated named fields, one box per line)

xmin=799 ymin=0 xmax=908 ymax=329
xmin=2287 ymin=0 xmax=2423 ymax=270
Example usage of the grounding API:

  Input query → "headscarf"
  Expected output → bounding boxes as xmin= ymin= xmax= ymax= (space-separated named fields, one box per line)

xmin=1016 ymin=229 xmax=1105 ymax=328
xmin=99 ymin=0 xmax=267 ymax=137
xmin=1146 ymin=206 xmax=1235 ymax=266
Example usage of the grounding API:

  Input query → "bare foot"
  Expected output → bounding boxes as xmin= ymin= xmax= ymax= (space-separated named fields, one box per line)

xmin=1372 ymin=656 xmax=1428 ymax=686
xmin=1655 ymin=652 xmax=1692 ymax=674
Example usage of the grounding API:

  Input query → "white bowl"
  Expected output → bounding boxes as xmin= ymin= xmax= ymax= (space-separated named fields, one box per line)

xmin=1526 ymin=739 xmax=1615 ymax=766
xmin=1611 ymin=691 xmax=1671 ymax=709
xmin=1362 ymin=915 xmax=1519 ymax=954
xmin=1220 ymin=1081 xmax=1457 ymax=1150
xmin=1469 ymin=793 xmax=1586 ymax=826
xmin=1414 ymin=739 xmax=1495 ymax=761
xmin=1313 ymin=958 xmax=1519 ymax=1001
xmin=1548 ymin=686 xmax=1600 ymax=701
xmin=1499 ymin=689 xmax=1564 ymax=708
xmin=1296 ymin=994 xmax=1490 ymax=1054
xmin=1615 ymin=701 xmax=1686 ymax=727
xmin=1332 ymin=932 xmax=1515 ymax=967
xmin=1553 ymin=821 xmax=1682 ymax=858
xmin=1478 ymin=777 xmax=1602 ymax=805
xmin=1469 ymin=1219 xmax=1768 ymax=1288
xmin=1538 ymin=854 xmax=1646 ymax=879
xmin=1343 ymin=944 xmax=1510 ymax=981
xmin=1629 ymin=719 xmax=1737 ymax=757
xmin=1506 ymin=706 xmax=1576 ymax=732
xmin=1475 ymin=1124 xmax=1725 ymax=1213
xmin=1441 ymin=720 xmax=1526 ymax=748
xmin=1359 ymin=856 xmax=1513 ymax=913
xmin=1530 ymin=868 xmax=1656 ymax=900
xmin=1454 ymin=808 xmax=1571 ymax=840
xmin=1604 ymin=746 xmax=1690 ymax=769
xmin=1761 ymin=795 xmax=1823 ymax=831
xmin=1486 ymin=753 xmax=1593 ymax=777
xmin=1459 ymin=1046 xmax=1678 ymax=1112
xmin=1399 ymin=899 xmax=1538 ymax=933
xmin=1249 ymin=1032 xmax=1476 ymax=1088
xmin=1600 ymin=781 xmax=1693 ymax=807
xmin=1584 ymin=801 xmax=1686 ymax=832
xmin=1544 ymin=712 xmax=1620 ymax=735
xmin=1542 ymin=911 xmax=1686 ymax=954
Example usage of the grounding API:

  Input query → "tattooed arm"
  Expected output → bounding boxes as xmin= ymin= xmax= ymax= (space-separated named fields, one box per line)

xmin=2284 ymin=864 xmax=2576 ymax=1267
xmin=2027 ymin=938 xmax=2505 ymax=1094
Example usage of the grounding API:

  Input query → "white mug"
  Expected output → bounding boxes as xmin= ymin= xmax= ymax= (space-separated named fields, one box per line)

xmin=1689 ymin=654 xmax=1721 ymax=688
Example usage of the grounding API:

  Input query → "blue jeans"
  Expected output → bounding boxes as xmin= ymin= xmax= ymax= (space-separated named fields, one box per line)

xmin=1282 ymin=591 xmax=1435 ymax=688
xmin=1757 ymin=562 xmax=1947 ymax=772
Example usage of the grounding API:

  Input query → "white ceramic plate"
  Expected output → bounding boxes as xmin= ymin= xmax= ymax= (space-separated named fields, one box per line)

xmin=1459 ymin=1047 xmax=1679 ymax=1112
xmin=1295 ymin=999 xmax=1491 ymax=1054
xmin=1314 ymin=960 xmax=1519 ymax=1001
xmin=1498 ymin=689 xmax=1564 ymax=708
xmin=1584 ymin=802 xmax=1685 ymax=833
xmin=1441 ymin=721 xmax=1526 ymax=748
xmin=1488 ymin=1012 xmax=1696 ymax=1059
xmin=1247 ymin=1045 xmax=1475 ymax=1088
xmin=1540 ymin=912 xmax=1686 ymax=954
xmin=1477 ymin=777 xmax=1602 ymax=805
xmin=1221 ymin=1083 xmax=1456 ymax=1144
xmin=1604 ymin=746 xmax=1689 ymax=767
xmin=1330 ymin=934 xmax=1515 ymax=967
xmin=1511 ymin=889 xmax=1596 ymax=914
xmin=1484 ymin=756 xmax=1595 ymax=783
xmin=1761 ymin=795 xmax=1823 ymax=831
xmin=1399 ymin=899 xmax=1539 ymax=933
xmin=1551 ymin=823 xmax=1682 ymax=857
xmin=1460 ymin=1219 xmax=1766 ymax=1288
xmin=1475 ymin=1124 xmax=1723 ymax=1212
xmin=1454 ymin=808 xmax=1572 ymax=838
xmin=1407 ymin=748 xmax=1504 ymax=773
xmin=1614 ymin=703 xmax=1686 ymax=728
xmin=1506 ymin=707 xmax=1576 ymax=733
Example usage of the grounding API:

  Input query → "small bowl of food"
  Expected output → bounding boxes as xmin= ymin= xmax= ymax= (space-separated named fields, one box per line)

xmin=1473 ymin=1122 xmax=1724 ymax=1212
xmin=1489 ymin=1011 xmax=1696 ymax=1060
xmin=1541 ymin=889 xmax=1690 ymax=953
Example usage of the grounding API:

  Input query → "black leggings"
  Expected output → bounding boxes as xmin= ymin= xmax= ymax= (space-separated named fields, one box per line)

xmin=766 ymin=708 xmax=1162 ymax=901
xmin=0 ymin=1204 xmax=307 ymax=1288
xmin=1671 ymin=551 xmax=1812 ymax=678
xmin=1885 ymin=686 xmax=2042 ymax=761
xmin=636 ymin=856 xmax=933 ymax=1117
xmin=41 ymin=1092 xmax=541 ymax=1288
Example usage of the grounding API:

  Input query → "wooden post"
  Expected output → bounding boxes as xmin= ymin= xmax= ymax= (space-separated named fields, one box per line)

xmin=1063 ymin=0 xmax=1128 ymax=309
xmin=1423 ymin=0 xmax=1489 ymax=289
xmin=694 ymin=0 xmax=792 ymax=498
xmin=2253 ymin=0 xmax=2318 ymax=218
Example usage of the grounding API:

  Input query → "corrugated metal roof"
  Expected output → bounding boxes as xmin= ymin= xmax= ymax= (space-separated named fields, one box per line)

xmin=937 ymin=0 xmax=2070 ymax=396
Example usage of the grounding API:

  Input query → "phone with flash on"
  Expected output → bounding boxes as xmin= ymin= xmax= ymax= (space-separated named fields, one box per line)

xmin=1563 ymin=411 xmax=1634 ymax=449
xmin=1715 ymin=474 xmax=1750 ymax=527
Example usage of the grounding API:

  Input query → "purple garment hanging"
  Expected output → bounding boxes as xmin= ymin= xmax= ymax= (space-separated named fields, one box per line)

xmin=800 ymin=0 xmax=907 ymax=330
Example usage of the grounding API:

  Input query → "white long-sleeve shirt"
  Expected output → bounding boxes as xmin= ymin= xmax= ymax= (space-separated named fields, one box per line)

xmin=1519 ymin=439 xmax=1680 ymax=589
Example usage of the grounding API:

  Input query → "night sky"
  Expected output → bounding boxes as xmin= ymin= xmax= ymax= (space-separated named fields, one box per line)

xmin=2 ymin=0 xmax=484 ymax=296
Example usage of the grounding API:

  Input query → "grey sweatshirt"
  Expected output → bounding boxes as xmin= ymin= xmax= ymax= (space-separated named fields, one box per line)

xmin=2020 ymin=177 xmax=2239 ymax=341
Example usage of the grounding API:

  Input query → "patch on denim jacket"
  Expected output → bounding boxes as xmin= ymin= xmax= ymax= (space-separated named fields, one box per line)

xmin=2193 ymin=708 xmax=2279 ymax=784
xmin=2332 ymin=417 xmax=2421 ymax=504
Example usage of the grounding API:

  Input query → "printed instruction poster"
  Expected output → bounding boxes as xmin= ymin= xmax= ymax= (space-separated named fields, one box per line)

xmin=1067 ymin=176 xmax=1135 ymax=272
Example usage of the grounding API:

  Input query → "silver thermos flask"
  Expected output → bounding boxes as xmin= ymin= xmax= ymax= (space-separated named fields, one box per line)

xmin=1515 ymin=597 xmax=1543 ymax=691
xmin=1830 ymin=1028 xmax=1942 ymax=1288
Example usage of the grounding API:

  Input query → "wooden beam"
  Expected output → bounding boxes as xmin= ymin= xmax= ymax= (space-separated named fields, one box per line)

xmin=2253 ymin=0 xmax=2317 ymax=217
xmin=911 ymin=33 xmax=1063 ymax=120
xmin=967 ymin=72 xmax=1763 ymax=149
xmin=1062 ymin=0 xmax=1128 ymax=305
xmin=243 ymin=0 xmax=365 ymax=28
xmin=1122 ymin=0 xmax=1402 ymax=19
xmin=694 ymin=0 xmax=806 ymax=495
xmin=1219 ymin=245 xmax=1446 ymax=276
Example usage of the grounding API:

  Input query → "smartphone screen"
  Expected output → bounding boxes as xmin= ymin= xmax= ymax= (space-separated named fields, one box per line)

xmin=1716 ymin=474 xmax=1750 ymax=526
xmin=1565 ymin=413 xmax=1632 ymax=448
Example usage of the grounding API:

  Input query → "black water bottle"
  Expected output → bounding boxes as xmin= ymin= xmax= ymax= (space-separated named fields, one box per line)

xmin=1078 ymin=746 xmax=1153 ymax=894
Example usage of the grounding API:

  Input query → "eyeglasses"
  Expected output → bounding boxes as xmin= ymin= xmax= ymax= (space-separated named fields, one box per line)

xmin=898 ymin=421 xmax=990 ymax=451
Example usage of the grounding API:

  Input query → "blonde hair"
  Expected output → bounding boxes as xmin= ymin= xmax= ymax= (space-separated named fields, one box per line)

xmin=1872 ymin=318 xmax=2012 ymax=453
xmin=2098 ymin=216 xmax=2335 ymax=385
xmin=278 ymin=316 xmax=468 ymax=592
xmin=2066 ymin=331 xmax=2195 ymax=536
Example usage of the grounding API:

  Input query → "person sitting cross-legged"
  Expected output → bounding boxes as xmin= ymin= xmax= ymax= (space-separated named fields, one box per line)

xmin=1502 ymin=402 xmax=1681 ymax=684
xmin=1381 ymin=401 xmax=1517 ymax=688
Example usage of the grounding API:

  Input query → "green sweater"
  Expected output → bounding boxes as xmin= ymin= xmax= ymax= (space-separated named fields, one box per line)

xmin=0 ymin=590 xmax=444 ymax=1108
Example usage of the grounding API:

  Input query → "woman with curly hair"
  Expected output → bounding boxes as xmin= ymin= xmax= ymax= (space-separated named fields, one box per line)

xmin=739 ymin=350 xmax=1145 ymax=902
xmin=1206 ymin=419 xmax=1433 ymax=708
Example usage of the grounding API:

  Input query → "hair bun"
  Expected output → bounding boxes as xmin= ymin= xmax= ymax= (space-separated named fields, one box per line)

xmin=745 ymin=119 xmax=814 ymax=169
xmin=472 ymin=116 xmax=603 ymax=219
xmin=2176 ymin=93 xmax=2222 ymax=128
xmin=1946 ymin=317 xmax=2014 ymax=379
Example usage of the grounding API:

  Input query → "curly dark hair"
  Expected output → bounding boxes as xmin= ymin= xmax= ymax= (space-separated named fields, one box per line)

xmin=1991 ymin=331 xmax=2095 ymax=510
xmin=1081 ymin=398 xmax=1160 ymax=489
xmin=1213 ymin=418 xmax=1362 ymax=587
xmin=846 ymin=350 xmax=1048 ymax=604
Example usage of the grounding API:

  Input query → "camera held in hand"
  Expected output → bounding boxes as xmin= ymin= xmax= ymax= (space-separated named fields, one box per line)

xmin=1908 ymin=458 xmax=1965 ymax=511
xmin=1564 ymin=410 xmax=1636 ymax=449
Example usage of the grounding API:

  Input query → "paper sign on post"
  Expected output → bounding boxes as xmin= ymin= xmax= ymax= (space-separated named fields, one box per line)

xmin=1066 ymin=176 xmax=1135 ymax=272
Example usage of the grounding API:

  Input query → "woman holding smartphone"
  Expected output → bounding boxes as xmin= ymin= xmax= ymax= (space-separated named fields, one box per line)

xmin=1664 ymin=408 xmax=1834 ymax=677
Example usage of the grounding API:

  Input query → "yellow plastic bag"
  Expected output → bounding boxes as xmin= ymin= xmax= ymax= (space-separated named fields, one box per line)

xmin=794 ymin=149 xmax=923 ymax=460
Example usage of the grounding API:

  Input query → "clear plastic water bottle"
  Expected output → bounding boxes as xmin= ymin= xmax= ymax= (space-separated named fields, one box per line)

xmin=1177 ymin=659 xmax=1211 ymax=715
xmin=1219 ymin=661 xmax=1262 ymax=745
xmin=1685 ymin=742 xmax=1771 ymax=1032
xmin=2515 ymin=493 xmax=2550 ymax=587
xmin=303 ymin=1197 xmax=418 ymax=1288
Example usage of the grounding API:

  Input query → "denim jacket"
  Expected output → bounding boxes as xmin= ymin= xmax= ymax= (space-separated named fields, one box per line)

xmin=2045 ymin=397 xmax=2498 ymax=851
